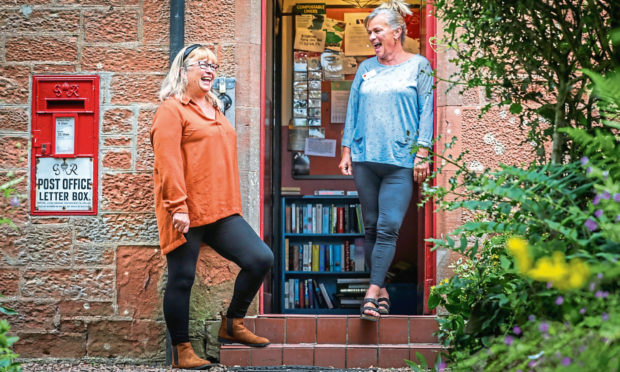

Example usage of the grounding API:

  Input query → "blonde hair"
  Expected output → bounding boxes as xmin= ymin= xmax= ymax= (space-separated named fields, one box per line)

xmin=364 ymin=0 xmax=412 ymax=46
xmin=158 ymin=44 xmax=222 ymax=110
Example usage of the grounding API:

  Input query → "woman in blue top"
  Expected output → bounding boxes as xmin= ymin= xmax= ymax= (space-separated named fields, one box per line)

xmin=338 ymin=0 xmax=434 ymax=321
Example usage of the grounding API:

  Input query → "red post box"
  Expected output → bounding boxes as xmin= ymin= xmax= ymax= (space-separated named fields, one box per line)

xmin=30 ymin=76 xmax=99 ymax=215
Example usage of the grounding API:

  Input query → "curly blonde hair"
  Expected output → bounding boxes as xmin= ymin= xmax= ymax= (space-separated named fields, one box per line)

xmin=364 ymin=0 xmax=412 ymax=46
xmin=158 ymin=44 xmax=222 ymax=110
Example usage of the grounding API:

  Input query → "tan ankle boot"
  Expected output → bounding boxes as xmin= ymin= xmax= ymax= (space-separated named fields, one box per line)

xmin=217 ymin=314 xmax=270 ymax=347
xmin=171 ymin=342 xmax=212 ymax=370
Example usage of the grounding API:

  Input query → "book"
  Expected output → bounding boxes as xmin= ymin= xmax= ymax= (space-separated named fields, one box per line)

xmin=284 ymin=281 xmax=289 ymax=309
xmin=312 ymin=279 xmax=325 ymax=308
xmin=281 ymin=186 xmax=301 ymax=195
xmin=355 ymin=204 xmax=364 ymax=234
xmin=291 ymin=203 xmax=296 ymax=233
xmin=333 ymin=243 xmax=342 ymax=272
xmin=337 ymin=277 xmax=370 ymax=284
xmin=289 ymin=278 xmax=295 ymax=308
xmin=318 ymin=282 xmax=334 ymax=309
xmin=312 ymin=244 xmax=320 ymax=271
xmin=314 ymin=189 xmax=345 ymax=195
xmin=285 ymin=238 xmax=290 ymax=270
xmin=337 ymin=207 xmax=344 ymax=233
xmin=344 ymin=240 xmax=351 ymax=271
xmin=294 ymin=279 xmax=300 ymax=308
xmin=319 ymin=244 xmax=325 ymax=271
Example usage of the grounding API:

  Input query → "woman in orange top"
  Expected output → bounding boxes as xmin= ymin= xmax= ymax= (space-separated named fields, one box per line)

xmin=151 ymin=44 xmax=273 ymax=370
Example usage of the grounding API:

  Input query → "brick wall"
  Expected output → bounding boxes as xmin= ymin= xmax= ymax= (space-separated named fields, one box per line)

xmin=433 ymin=20 xmax=533 ymax=282
xmin=0 ymin=0 xmax=262 ymax=362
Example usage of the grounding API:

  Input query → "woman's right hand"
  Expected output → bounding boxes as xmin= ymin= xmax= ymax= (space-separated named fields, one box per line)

xmin=339 ymin=147 xmax=353 ymax=176
xmin=172 ymin=212 xmax=190 ymax=233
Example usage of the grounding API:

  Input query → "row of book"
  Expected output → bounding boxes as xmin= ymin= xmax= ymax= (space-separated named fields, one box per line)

xmin=285 ymin=202 xmax=364 ymax=234
xmin=285 ymin=238 xmax=366 ymax=272
xmin=284 ymin=277 xmax=370 ymax=310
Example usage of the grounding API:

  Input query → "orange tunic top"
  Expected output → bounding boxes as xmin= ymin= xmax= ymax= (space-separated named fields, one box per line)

xmin=150 ymin=96 xmax=242 ymax=254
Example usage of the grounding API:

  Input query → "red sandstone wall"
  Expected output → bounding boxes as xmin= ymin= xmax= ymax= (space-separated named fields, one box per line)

xmin=0 ymin=0 xmax=262 ymax=362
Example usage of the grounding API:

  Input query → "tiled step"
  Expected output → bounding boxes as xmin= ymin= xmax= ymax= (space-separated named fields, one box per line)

xmin=220 ymin=315 xmax=441 ymax=368
xmin=221 ymin=343 xmax=440 ymax=368
xmin=244 ymin=315 xmax=439 ymax=344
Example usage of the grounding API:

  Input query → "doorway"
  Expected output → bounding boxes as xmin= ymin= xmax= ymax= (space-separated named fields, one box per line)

xmin=262 ymin=0 xmax=437 ymax=315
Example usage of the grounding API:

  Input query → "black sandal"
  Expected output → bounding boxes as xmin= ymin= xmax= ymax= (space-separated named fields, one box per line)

xmin=378 ymin=297 xmax=391 ymax=315
xmin=360 ymin=298 xmax=380 ymax=322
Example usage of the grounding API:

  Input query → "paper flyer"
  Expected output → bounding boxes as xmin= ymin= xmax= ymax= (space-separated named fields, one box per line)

xmin=330 ymin=81 xmax=353 ymax=123
xmin=343 ymin=12 xmax=374 ymax=56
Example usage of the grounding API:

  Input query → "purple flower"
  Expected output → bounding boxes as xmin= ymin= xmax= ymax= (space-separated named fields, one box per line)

xmin=505 ymin=335 xmax=514 ymax=345
xmin=594 ymin=209 xmax=604 ymax=218
xmin=597 ymin=273 xmax=604 ymax=279
xmin=437 ymin=361 xmax=446 ymax=371
xmin=529 ymin=315 xmax=536 ymax=322
xmin=529 ymin=360 xmax=536 ymax=368
xmin=580 ymin=156 xmax=589 ymax=165
xmin=602 ymin=191 xmax=611 ymax=199
xmin=590 ymin=282 xmax=596 ymax=291
xmin=585 ymin=218 xmax=598 ymax=231
xmin=562 ymin=357 xmax=572 ymax=366
xmin=580 ymin=307 xmax=586 ymax=314
xmin=587 ymin=166 xmax=593 ymax=174
xmin=539 ymin=322 xmax=549 ymax=333
xmin=579 ymin=345 xmax=586 ymax=353
xmin=602 ymin=313 xmax=609 ymax=321
xmin=602 ymin=337 xmax=608 ymax=342
xmin=9 ymin=196 xmax=19 ymax=207
xmin=595 ymin=290 xmax=603 ymax=298
xmin=616 ymin=215 xmax=620 ymax=222
xmin=603 ymin=291 xmax=609 ymax=298
xmin=546 ymin=282 xmax=553 ymax=288
xmin=513 ymin=326 xmax=522 ymax=335
xmin=555 ymin=296 xmax=564 ymax=305
xmin=614 ymin=193 xmax=620 ymax=202
xmin=593 ymin=194 xmax=601 ymax=205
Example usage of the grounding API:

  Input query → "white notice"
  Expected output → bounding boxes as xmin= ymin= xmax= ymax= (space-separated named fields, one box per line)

xmin=35 ymin=157 xmax=94 ymax=211
xmin=305 ymin=138 xmax=337 ymax=157
xmin=55 ymin=117 xmax=75 ymax=155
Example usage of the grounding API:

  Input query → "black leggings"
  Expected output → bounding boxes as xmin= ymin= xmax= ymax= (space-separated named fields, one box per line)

xmin=163 ymin=214 xmax=274 ymax=345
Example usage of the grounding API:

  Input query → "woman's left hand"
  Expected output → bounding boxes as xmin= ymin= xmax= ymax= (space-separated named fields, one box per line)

xmin=413 ymin=149 xmax=430 ymax=183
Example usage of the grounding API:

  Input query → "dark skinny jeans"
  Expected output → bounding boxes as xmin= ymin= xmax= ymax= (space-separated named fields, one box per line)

xmin=163 ymin=214 xmax=274 ymax=345
xmin=353 ymin=162 xmax=413 ymax=288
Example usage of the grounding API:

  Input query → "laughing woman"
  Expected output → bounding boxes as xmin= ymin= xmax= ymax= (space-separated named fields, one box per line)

xmin=338 ymin=0 xmax=434 ymax=321
xmin=151 ymin=44 xmax=273 ymax=369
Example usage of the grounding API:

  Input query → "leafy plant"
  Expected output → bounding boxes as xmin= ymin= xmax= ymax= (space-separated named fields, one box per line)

xmin=419 ymin=26 xmax=620 ymax=369
xmin=433 ymin=0 xmax=618 ymax=163
xmin=0 ymin=301 xmax=20 ymax=372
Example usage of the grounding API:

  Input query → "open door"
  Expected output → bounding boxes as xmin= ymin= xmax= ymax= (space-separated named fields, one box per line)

xmin=261 ymin=0 xmax=437 ymax=315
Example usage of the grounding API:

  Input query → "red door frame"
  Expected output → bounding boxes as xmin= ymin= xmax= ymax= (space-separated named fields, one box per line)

xmin=258 ymin=0 xmax=437 ymax=315
xmin=423 ymin=1 xmax=437 ymax=314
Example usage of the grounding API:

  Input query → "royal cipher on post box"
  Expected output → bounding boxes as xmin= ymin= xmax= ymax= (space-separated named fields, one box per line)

xmin=31 ymin=76 xmax=99 ymax=215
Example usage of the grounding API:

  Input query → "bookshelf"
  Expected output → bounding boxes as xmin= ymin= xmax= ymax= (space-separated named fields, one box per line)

xmin=281 ymin=195 xmax=370 ymax=314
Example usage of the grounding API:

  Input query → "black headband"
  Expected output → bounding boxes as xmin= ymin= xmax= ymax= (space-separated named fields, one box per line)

xmin=182 ymin=44 xmax=202 ymax=62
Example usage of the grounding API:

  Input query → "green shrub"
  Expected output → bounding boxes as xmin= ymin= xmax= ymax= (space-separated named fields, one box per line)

xmin=0 ymin=302 xmax=20 ymax=372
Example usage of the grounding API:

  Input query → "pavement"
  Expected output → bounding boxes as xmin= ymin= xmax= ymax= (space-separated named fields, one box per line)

xmin=20 ymin=362 xmax=414 ymax=372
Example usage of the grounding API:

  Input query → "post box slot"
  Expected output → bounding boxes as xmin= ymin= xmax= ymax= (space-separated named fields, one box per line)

xmin=46 ymin=98 xmax=86 ymax=110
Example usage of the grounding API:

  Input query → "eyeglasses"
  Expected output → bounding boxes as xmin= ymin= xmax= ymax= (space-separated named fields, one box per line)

xmin=187 ymin=61 xmax=219 ymax=71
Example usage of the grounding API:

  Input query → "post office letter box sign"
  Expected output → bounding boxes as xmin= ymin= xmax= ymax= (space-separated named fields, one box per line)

xmin=31 ymin=76 xmax=99 ymax=215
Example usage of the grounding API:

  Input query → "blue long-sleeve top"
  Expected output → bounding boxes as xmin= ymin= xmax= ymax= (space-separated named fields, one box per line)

xmin=341 ymin=54 xmax=434 ymax=168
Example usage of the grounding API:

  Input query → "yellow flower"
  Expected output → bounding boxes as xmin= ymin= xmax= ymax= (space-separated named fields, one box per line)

xmin=526 ymin=251 xmax=590 ymax=290
xmin=566 ymin=259 xmax=589 ymax=289
xmin=528 ymin=251 xmax=568 ymax=283
xmin=506 ymin=237 xmax=532 ymax=272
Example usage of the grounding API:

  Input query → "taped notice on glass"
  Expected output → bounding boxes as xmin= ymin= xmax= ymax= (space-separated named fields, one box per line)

xmin=305 ymin=138 xmax=336 ymax=157
xmin=35 ymin=157 xmax=94 ymax=211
